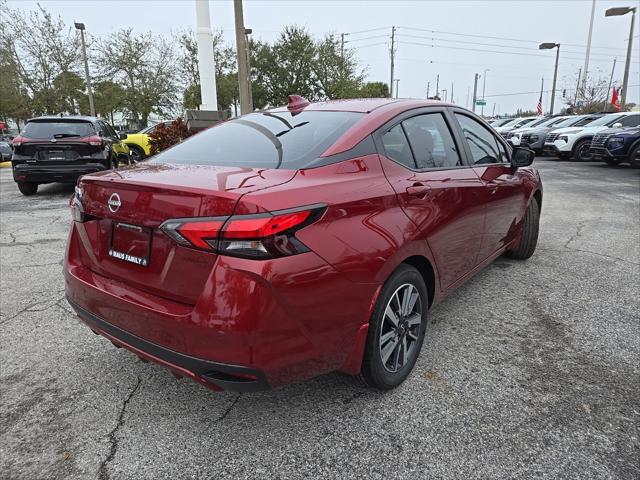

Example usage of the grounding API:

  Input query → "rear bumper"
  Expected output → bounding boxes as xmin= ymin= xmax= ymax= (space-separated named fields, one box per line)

xmin=68 ymin=298 xmax=270 ymax=392
xmin=12 ymin=162 xmax=108 ymax=183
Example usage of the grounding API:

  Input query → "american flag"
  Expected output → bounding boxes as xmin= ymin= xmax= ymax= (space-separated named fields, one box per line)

xmin=536 ymin=94 xmax=543 ymax=116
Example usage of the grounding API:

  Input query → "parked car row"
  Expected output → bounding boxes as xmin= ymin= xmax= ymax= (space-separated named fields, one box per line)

xmin=490 ymin=111 xmax=640 ymax=167
xmin=8 ymin=116 xmax=173 ymax=195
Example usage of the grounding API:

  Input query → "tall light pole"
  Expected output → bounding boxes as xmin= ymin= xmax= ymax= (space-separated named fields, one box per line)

xmin=581 ymin=0 xmax=596 ymax=97
xmin=539 ymin=43 xmax=560 ymax=114
xmin=606 ymin=6 xmax=636 ymax=107
xmin=394 ymin=79 xmax=400 ymax=98
xmin=481 ymin=69 xmax=489 ymax=116
xmin=74 ymin=22 xmax=95 ymax=116
xmin=195 ymin=0 xmax=217 ymax=111
xmin=389 ymin=26 xmax=396 ymax=98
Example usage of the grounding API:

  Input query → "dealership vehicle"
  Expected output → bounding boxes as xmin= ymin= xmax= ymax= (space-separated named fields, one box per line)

xmin=597 ymin=127 xmax=640 ymax=168
xmin=534 ymin=114 xmax=603 ymax=155
xmin=0 ymin=141 xmax=12 ymax=161
xmin=122 ymin=121 xmax=172 ymax=161
xmin=489 ymin=118 xmax=514 ymax=128
xmin=494 ymin=116 xmax=539 ymax=136
xmin=11 ymin=116 xmax=130 ymax=196
xmin=543 ymin=112 xmax=640 ymax=161
xmin=65 ymin=97 xmax=541 ymax=392
xmin=506 ymin=116 xmax=569 ymax=148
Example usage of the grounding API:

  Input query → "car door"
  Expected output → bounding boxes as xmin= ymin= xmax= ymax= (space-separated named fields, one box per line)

xmin=102 ymin=121 xmax=128 ymax=159
xmin=375 ymin=108 xmax=486 ymax=290
xmin=452 ymin=111 xmax=528 ymax=262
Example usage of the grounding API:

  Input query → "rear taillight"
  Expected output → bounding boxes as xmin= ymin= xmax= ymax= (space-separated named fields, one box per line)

xmin=85 ymin=136 xmax=103 ymax=146
xmin=160 ymin=205 xmax=325 ymax=259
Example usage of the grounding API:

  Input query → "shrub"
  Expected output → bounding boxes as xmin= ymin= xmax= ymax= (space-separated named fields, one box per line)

xmin=148 ymin=117 xmax=193 ymax=155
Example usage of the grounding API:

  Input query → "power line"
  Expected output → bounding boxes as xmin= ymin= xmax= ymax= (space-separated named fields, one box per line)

xmin=343 ymin=27 xmax=390 ymax=36
xmin=344 ymin=34 xmax=389 ymax=43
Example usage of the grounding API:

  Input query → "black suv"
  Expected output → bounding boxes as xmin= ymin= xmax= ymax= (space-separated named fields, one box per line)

xmin=11 ymin=116 xmax=130 ymax=196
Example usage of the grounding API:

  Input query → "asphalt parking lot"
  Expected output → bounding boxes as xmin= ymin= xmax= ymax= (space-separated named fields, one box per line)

xmin=1 ymin=158 xmax=639 ymax=480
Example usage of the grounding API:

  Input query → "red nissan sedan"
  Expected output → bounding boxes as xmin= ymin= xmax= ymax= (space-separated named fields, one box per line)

xmin=65 ymin=97 xmax=541 ymax=392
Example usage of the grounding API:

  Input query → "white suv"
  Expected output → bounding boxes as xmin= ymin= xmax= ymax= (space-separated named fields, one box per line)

xmin=544 ymin=112 xmax=640 ymax=160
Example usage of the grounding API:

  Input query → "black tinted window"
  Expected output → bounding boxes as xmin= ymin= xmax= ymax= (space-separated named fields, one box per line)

xmin=619 ymin=115 xmax=639 ymax=127
xmin=381 ymin=124 xmax=415 ymax=169
xmin=402 ymin=113 xmax=461 ymax=169
xmin=455 ymin=114 xmax=501 ymax=164
xmin=22 ymin=121 xmax=95 ymax=138
xmin=152 ymin=111 xmax=363 ymax=169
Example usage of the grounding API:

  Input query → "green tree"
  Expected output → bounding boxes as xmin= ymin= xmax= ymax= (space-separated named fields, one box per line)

xmin=313 ymin=34 xmax=365 ymax=99
xmin=97 ymin=29 xmax=179 ymax=127
xmin=53 ymin=71 xmax=87 ymax=114
xmin=358 ymin=81 xmax=390 ymax=98
xmin=93 ymin=81 xmax=126 ymax=123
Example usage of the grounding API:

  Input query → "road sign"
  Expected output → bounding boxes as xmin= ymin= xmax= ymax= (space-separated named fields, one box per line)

xmin=475 ymin=99 xmax=487 ymax=106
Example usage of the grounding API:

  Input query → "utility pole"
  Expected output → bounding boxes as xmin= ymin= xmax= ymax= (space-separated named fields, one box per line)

xmin=426 ymin=82 xmax=430 ymax=99
xmin=394 ymin=79 xmax=400 ymax=98
xmin=74 ymin=22 xmax=95 ymax=116
xmin=472 ymin=73 xmax=479 ymax=113
xmin=481 ymin=69 xmax=489 ymax=116
xmin=435 ymin=74 xmax=439 ymax=99
xmin=605 ymin=58 xmax=617 ymax=112
xmin=605 ymin=6 xmax=636 ymax=107
xmin=234 ymin=0 xmax=252 ymax=114
xmin=451 ymin=82 xmax=454 ymax=104
xmin=341 ymin=33 xmax=345 ymax=59
xmin=550 ymin=45 xmax=560 ymax=114
xmin=581 ymin=0 xmax=596 ymax=97
xmin=389 ymin=26 xmax=396 ymax=98
xmin=574 ymin=68 xmax=582 ymax=105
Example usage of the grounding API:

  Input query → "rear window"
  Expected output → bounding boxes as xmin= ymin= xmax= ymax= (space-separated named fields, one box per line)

xmin=151 ymin=111 xmax=363 ymax=169
xmin=22 ymin=121 xmax=95 ymax=139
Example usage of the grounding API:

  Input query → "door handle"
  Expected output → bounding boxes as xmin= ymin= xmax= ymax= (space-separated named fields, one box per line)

xmin=406 ymin=183 xmax=432 ymax=198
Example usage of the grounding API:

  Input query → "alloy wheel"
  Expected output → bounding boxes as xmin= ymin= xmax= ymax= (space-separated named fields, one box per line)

xmin=379 ymin=283 xmax=422 ymax=373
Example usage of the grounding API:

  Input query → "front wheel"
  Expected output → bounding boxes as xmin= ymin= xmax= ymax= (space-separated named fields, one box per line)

xmin=507 ymin=200 xmax=540 ymax=260
xmin=628 ymin=144 xmax=640 ymax=169
xmin=572 ymin=139 xmax=593 ymax=161
xmin=360 ymin=264 xmax=428 ymax=390
xmin=128 ymin=145 xmax=145 ymax=163
xmin=17 ymin=181 xmax=38 ymax=196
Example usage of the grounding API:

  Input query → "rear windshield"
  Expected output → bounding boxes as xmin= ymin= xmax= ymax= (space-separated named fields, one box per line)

xmin=151 ymin=111 xmax=363 ymax=169
xmin=22 ymin=121 xmax=95 ymax=139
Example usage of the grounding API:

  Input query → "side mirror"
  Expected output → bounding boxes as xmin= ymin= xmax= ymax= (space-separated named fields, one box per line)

xmin=511 ymin=146 xmax=535 ymax=168
xmin=119 ymin=133 xmax=128 ymax=140
xmin=612 ymin=123 xmax=623 ymax=128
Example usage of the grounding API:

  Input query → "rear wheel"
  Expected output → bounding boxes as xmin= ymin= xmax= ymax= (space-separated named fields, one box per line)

xmin=17 ymin=181 xmax=38 ymax=196
xmin=360 ymin=264 xmax=428 ymax=390
xmin=507 ymin=200 xmax=540 ymax=260
xmin=572 ymin=138 xmax=593 ymax=161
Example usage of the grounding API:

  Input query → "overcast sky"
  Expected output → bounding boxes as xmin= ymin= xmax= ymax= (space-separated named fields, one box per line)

xmin=9 ymin=0 xmax=640 ymax=114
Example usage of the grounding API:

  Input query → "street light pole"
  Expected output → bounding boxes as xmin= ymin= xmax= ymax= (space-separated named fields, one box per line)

xmin=581 ymin=0 xmax=596 ymax=97
xmin=234 ymin=0 xmax=252 ymax=114
xmin=74 ymin=22 xmax=95 ymax=116
xmin=539 ymin=43 xmax=560 ymax=114
xmin=472 ymin=73 xmax=479 ymax=113
xmin=481 ymin=69 xmax=489 ymax=116
xmin=606 ymin=6 xmax=637 ymax=107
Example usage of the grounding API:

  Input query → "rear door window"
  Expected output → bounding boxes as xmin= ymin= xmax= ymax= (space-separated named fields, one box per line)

xmin=151 ymin=111 xmax=363 ymax=169
xmin=619 ymin=115 xmax=639 ymax=127
xmin=402 ymin=113 xmax=461 ymax=169
xmin=22 ymin=121 xmax=95 ymax=139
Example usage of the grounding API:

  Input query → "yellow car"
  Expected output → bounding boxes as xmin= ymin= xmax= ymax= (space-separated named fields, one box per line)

xmin=122 ymin=121 xmax=171 ymax=161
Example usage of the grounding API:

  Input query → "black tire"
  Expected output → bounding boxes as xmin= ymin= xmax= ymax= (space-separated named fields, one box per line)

xmin=507 ymin=199 xmax=540 ymax=260
xmin=360 ymin=264 xmax=428 ymax=390
xmin=572 ymin=138 xmax=593 ymax=161
xmin=127 ymin=145 xmax=145 ymax=163
xmin=604 ymin=157 xmax=622 ymax=166
xmin=628 ymin=144 xmax=640 ymax=169
xmin=17 ymin=181 xmax=38 ymax=196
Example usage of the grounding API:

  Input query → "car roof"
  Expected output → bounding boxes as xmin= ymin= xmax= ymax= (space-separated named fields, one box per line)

xmin=27 ymin=115 xmax=100 ymax=123
xmin=267 ymin=98 xmax=454 ymax=114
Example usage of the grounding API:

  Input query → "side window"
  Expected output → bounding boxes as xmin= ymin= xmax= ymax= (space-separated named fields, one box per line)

xmin=104 ymin=122 xmax=118 ymax=138
xmin=402 ymin=113 xmax=461 ymax=169
xmin=619 ymin=115 xmax=639 ymax=127
xmin=97 ymin=121 xmax=110 ymax=138
xmin=381 ymin=124 xmax=415 ymax=169
xmin=455 ymin=114 xmax=502 ymax=165
xmin=496 ymin=139 xmax=509 ymax=163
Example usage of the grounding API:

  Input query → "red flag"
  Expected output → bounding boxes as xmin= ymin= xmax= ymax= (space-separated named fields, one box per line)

xmin=611 ymin=86 xmax=621 ymax=112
